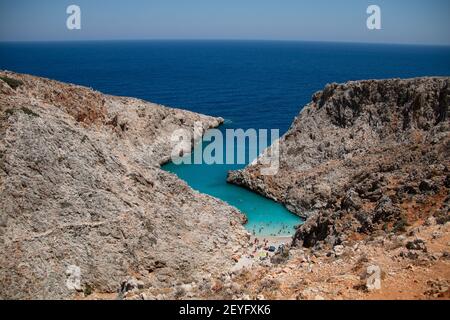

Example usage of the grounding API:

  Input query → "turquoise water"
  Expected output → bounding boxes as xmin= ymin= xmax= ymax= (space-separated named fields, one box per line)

xmin=163 ymin=125 xmax=303 ymax=237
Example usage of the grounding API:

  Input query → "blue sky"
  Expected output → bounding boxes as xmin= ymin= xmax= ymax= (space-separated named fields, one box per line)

xmin=0 ymin=0 xmax=449 ymax=45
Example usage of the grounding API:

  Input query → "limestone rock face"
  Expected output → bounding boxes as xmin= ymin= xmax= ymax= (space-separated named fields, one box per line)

xmin=228 ymin=77 xmax=450 ymax=247
xmin=0 ymin=71 xmax=249 ymax=299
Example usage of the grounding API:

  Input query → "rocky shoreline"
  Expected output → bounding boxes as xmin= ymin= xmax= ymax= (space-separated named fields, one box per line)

xmin=228 ymin=77 xmax=449 ymax=248
xmin=213 ymin=77 xmax=450 ymax=300
xmin=0 ymin=71 xmax=250 ymax=299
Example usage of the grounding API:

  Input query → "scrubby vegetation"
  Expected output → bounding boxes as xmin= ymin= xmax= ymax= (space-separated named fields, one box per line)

xmin=2 ymin=107 xmax=39 ymax=119
xmin=4 ymin=109 xmax=15 ymax=117
xmin=0 ymin=76 xmax=24 ymax=90
xmin=21 ymin=107 xmax=40 ymax=118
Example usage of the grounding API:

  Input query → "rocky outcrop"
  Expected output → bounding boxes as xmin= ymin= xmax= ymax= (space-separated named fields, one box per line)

xmin=0 ymin=71 xmax=249 ymax=299
xmin=228 ymin=77 xmax=449 ymax=248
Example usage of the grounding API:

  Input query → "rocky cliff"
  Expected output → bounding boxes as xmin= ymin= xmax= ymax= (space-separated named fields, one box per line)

xmin=228 ymin=77 xmax=449 ymax=248
xmin=0 ymin=71 xmax=249 ymax=299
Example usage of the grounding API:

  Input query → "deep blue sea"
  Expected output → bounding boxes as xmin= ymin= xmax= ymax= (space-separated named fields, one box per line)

xmin=2 ymin=40 xmax=450 ymax=236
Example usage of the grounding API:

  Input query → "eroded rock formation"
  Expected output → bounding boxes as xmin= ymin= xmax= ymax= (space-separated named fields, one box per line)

xmin=228 ymin=77 xmax=449 ymax=248
xmin=0 ymin=71 xmax=249 ymax=299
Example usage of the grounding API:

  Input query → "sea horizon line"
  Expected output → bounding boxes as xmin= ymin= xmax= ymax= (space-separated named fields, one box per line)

xmin=1 ymin=38 xmax=450 ymax=48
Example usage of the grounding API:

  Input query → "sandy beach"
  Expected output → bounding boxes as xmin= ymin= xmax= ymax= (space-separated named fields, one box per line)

xmin=253 ymin=235 xmax=292 ymax=247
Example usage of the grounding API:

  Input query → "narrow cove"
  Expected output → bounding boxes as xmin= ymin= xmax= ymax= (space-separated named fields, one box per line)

xmin=163 ymin=124 xmax=303 ymax=237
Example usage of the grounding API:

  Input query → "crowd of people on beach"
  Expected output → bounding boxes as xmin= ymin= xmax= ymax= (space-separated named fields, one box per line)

xmin=248 ymin=237 xmax=286 ymax=261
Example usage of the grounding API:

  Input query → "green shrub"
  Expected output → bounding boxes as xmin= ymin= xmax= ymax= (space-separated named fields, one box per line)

xmin=435 ymin=212 xmax=450 ymax=225
xmin=392 ymin=217 xmax=409 ymax=233
xmin=3 ymin=108 xmax=39 ymax=119
xmin=83 ymin=284 xmax=93 ymax=296
xmin=0 ymin=76 xmax=24 ymax=90
xmin=21 ymin=107 xmax=40 ymax=118
xmin=5 ymin=109 xmax=15 ymax=117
